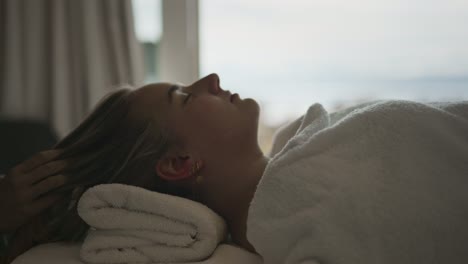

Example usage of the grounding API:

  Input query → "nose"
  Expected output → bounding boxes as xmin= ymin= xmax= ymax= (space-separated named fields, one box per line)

xmin=191 ymin=73 xmax=220 ymax=94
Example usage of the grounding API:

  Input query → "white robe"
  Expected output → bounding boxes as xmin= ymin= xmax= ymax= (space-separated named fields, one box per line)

xmin=247 ymin=100 xmax=468 ymax=264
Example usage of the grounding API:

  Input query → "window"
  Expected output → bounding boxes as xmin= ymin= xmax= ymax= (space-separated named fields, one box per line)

xmin=200 ymin=0 xmax=468 ymax=154
xmin=132 ymin=0 xmax=163 ymax=83
xmin=133 ymin=0 xmax=199 ymax=85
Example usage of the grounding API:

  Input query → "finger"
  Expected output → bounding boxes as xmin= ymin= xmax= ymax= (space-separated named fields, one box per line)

xmin=25 ymin=159 xmax=69 ymax=185
xmin=31 ymin=174 xmax=67 ymax=199
xmin=13 ymin=149 xmax=63 ymax=175
xmin=28 ymin=193 xmax=63 ymax=216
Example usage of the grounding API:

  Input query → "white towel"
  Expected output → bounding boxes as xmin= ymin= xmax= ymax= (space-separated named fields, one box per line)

xmin=248 ymin=100 xmax=468 ymax=264
xmin=12 ymin=243 xmax=263 ymax=264
xmin=77 ymin=183 xmax=228 ymax=263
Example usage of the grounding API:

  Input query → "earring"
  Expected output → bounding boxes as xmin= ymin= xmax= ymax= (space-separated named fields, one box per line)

xmin=191 ymin=161 xmax=203 ymax=183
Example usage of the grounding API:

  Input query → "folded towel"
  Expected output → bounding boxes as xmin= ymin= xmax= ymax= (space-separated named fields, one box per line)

xmin=77 ymin=183 xmax=228 ymax=263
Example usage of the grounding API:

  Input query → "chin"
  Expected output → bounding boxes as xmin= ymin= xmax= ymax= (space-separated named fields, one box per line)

xmin=244 ymin=98 xmax=261 ymax=114
xmin=252 ymin=100 xmax=262 ymax=121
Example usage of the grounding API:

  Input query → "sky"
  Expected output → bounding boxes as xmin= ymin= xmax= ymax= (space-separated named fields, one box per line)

xmin=134 ymin=0 xmax=468 ymax=125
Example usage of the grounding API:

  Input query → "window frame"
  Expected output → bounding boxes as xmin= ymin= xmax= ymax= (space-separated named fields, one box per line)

xmin=159 ymin=0 xmax=199 ymax=85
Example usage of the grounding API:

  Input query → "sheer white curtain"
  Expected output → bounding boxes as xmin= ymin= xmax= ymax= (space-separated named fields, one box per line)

xmin=0 ymin=0 xmax=144 ymax=137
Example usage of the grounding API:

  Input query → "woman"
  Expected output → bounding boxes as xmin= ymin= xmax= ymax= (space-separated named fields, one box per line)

xmin=1 ymin=73 xmax=265 ymax=262
xmin=2 ymin=73 xmax=468 ymax=264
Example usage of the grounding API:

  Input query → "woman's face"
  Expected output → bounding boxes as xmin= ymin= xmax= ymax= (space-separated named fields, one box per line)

xmin=130 ymin=73 xmax=261 ymax=158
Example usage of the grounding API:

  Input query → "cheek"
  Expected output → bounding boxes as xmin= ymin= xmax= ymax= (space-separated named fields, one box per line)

xmin=188 ymin=98 xmax=231 ymax=124
xmin=185 ymin=99 xmax=237 ymax=137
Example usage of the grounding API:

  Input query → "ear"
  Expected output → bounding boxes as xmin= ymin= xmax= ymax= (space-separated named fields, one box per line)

xmin=155 ymin=154 xmax=199 ymax=182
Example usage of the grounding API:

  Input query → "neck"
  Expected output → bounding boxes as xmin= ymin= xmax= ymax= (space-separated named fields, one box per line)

xmin=200 ymin=147 xmax=270 ymax=253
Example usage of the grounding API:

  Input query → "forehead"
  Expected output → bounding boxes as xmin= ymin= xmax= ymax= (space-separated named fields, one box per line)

xmin=129 ymin=82 xmax=173 ymax=120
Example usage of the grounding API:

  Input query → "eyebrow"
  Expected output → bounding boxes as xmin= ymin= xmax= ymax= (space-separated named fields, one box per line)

xmin=167 ymin=85 xmax=178 ymax=104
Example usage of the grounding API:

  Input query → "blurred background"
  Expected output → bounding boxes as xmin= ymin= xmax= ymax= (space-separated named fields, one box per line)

xmin=1 ymin=0 xmax=468 ymax=168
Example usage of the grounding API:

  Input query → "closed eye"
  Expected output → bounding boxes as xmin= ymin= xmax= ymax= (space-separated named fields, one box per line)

xmin=183 ymin=92 xmax=192 ymax=106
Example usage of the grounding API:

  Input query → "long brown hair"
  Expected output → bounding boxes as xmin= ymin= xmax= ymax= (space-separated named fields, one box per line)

xmin=4 ymin=86 xmax=193 ymax=262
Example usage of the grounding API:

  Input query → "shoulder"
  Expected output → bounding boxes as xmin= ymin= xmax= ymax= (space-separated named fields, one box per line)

xmin=269 ymin=103 xmax=330 ymax=158
xmin=268 ymin=115 xmax=304 ymax=158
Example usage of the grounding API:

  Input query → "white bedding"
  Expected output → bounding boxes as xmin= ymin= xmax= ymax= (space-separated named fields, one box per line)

xmin=248 ymin=100 xmax=468 ymax=264
xmin=12 ymin=242 xmax=262 ymax=264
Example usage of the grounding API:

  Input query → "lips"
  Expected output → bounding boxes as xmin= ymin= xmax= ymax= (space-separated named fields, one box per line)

xmin=230 ymin=93 xmax=238 ymax=102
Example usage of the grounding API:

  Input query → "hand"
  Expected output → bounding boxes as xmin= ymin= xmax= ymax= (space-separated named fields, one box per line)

xmin=0 ymin=149 xmax=67 ymax=233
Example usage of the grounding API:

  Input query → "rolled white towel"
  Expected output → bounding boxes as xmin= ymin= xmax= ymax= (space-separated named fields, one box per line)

xmin=77 ymin=183 xmax=227 ymax=263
